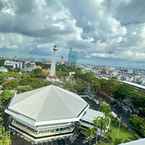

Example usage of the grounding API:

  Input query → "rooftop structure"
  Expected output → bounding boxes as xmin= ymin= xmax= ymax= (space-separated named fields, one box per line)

xmin=5 ymin=85 xmax=89 ymax=144
xmin=80 ymin=109 xmax=104 ymax=128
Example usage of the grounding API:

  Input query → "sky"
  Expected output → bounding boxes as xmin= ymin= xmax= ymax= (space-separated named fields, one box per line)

xmin=0 ymin=0 xmax=145 ymax=66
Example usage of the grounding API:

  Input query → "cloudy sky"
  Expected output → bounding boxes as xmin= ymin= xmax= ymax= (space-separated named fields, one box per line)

xmin=0 ymin=0 xmax=145 ymax=63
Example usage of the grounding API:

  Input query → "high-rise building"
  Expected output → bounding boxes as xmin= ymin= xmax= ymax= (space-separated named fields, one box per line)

xmin=68 ymin=48 xmax=78 ymax=65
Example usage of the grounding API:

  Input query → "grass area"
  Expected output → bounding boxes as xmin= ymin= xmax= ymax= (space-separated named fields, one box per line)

xmin=97 ymin=121 xmax=138 ymax=145
xmin=0 ymin=136 xmax=11 ymax=145
xmin=110 ymin=126 xmax=137 ymax=143
xmin=0 ymin=127 xmax=11 ymax=145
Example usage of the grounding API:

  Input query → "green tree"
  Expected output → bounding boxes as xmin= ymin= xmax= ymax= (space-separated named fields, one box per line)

xmin=0 ymin=90 xmax=14 ymax=107
xmin=130 ymin=91 xmax=145 ymax=108
xmin=100 ymin=79 xmax=119 ymax=96
xmin=0 ymin=103 xmax=3 ymax=126
xmin=73 ymin=79 xmax=87 ymax=94
xmin=129 ymin=115 xmax=145 ymax=137
xmin=100 ymin=101 xmax=112 ymax=116
xmin=93 ymin=116 xmax=110 ymax=139
xmin=31 ymin=68 xmax=49 ymax=78
xmin=0 ymin=90 xmax=14 ymax=131
xmin=19 ymin=76 xmax=49 ymax=89
xmin=31 ymin=68 xmax=42 ymax=78
xmin=2 ymin=80 xmax=18 ymax=90
xmin=63 ymin=81 xmax=75 ymax=92
xmin=113 ymin=84 xmax=133 ymax=100
xmin=0 ymin=73 xmax=7 ymax=84
xmin=82 ymin=116 xmax=110 ymax=145
xmin=90 ymin=78 xmax=101 ymax=95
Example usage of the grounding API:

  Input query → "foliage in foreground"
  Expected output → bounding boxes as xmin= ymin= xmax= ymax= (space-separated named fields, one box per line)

xmin=82 ymin=102 xmax=138 ymax=145
xmin=0 ymin=127 xmax=11 ymax=145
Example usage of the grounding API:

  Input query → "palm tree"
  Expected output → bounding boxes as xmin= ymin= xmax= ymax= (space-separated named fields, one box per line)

xmin=93 ymin=116 xmax=111 ymax=142
xmin=82 ymin=116 xmax=110 ymax=145
xmin=82 ymin=102 xmax=111 ymax=145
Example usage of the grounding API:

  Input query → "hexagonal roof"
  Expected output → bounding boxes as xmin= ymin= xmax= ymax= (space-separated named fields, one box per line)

xmin=6 ymin=85 xmax=88 ymax=127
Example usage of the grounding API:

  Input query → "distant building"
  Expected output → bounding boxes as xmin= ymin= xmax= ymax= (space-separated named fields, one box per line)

xmin=60 ymin=56 xmax=65 ymax=65
xmin=0 ymin=66 xmax=8 ymax=72
xmin=4 ymin=60 xmax=23 ymax=70
xmin=23 ymin=61 xmax=37 ymax=72
xmin=68 ymin=48 xmax=78 ymax=65
xmin=5 ymin=85 xmax=104 ymax=145
xmin=4 ymin=60 xmax=37 ymax=72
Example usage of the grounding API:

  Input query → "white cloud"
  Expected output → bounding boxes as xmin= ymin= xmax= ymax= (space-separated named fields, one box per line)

xmin=0 ymin=33 xmax=34 ymax=49
xmin=0 ymin=0 xmax=144 ymax=63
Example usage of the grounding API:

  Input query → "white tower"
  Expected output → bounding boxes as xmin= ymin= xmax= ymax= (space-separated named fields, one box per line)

xmin=49 ymin=45 xmax=58 ymax=77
